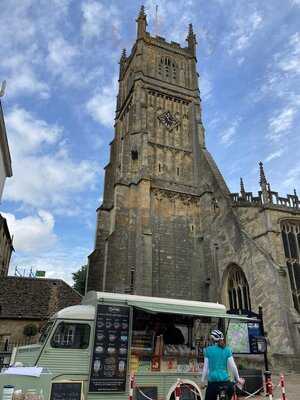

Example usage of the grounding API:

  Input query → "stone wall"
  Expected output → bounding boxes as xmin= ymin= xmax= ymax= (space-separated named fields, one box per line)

xmin=0 ymin=319 xmax=42 ymax=344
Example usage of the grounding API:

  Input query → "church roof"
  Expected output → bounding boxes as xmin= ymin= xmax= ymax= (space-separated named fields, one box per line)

xmin=0 ymin=276 xmax=81 ymax=320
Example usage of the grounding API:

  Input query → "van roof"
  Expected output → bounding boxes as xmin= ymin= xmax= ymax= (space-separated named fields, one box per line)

xmin=53 ymin=292 xmax=255 ymax=321
xmin=83 ymin=291 xmax=226 ymax=311
xmin=52 ymin=304 xmax=95 ymax=320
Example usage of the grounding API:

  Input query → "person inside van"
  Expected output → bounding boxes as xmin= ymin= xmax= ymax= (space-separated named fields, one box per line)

xmin=163 ymin=322 xmax=185 ymax=345
xmin=201 ymin=329 xmax=244 ymax=400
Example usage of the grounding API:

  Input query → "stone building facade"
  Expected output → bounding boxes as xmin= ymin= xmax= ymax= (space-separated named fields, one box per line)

xmin=0 ymin=97 xmax=12 ymax=200
xmin=0 ymin=214 xmax=13 ymax=277
xmin=87 ymin=7 xmax=300 ymax=366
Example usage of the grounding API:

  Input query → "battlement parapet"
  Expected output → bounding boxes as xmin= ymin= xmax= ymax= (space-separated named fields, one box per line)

xmin=230 ymin=190 xmax=300 ymax=210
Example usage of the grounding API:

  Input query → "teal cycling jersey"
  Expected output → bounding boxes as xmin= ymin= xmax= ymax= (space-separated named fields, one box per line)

xmin=203 ymin=344 xmax=232 ymax=382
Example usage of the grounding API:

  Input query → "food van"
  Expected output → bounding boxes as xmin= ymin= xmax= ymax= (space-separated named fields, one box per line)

xmin=0 ymin=291 xmax=258 ymax=400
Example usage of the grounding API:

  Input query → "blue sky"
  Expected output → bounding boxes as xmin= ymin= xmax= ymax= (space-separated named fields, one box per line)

xmin=1 ymin=0 xmax=300 ymax=284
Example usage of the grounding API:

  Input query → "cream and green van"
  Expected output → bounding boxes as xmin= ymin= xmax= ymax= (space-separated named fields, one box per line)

xmin=0 ymin=292 xmax=258 ymax=400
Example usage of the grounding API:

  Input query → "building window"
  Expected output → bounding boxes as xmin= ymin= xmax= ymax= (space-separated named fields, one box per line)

xmin=227 ymin=266 xmax=251 ymax=312
xmin=281 ymin=221 xmax=300 ymax=312
xmin=158 ymin=57 xmax=177 ymax=82
xmin=131 ymin=150 xmax=138 ymax=160
xmin=130 ymin=267 xmax=135 ymax=294
xmin=51 ymin=322 xmax=90 ymax=349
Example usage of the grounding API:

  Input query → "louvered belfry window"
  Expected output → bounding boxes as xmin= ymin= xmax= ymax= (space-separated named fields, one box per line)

xmin=158 ymin=57 xmax=177 ymax=82
xmin=281 ymin=221 xmax=300 ymax=312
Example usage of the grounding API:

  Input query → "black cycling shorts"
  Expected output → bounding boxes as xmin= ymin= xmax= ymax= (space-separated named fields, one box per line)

xmin=205 ymin=381 xmax=234 ymax=400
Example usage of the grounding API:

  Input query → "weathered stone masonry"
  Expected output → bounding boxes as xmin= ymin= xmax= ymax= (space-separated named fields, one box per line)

xmin=87 ymin=6 xmax=300 ymax=366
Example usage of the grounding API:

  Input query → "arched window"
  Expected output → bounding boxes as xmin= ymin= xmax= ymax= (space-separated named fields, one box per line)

xmin=158 ymin=57 xmax=177 ymax=82
xmin=281 ymin=221 xmax=300 ymax=312
xmin=227 ymin=266 xmax=251 ymax=312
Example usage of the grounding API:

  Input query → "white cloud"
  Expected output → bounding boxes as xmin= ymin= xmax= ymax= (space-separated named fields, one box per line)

xmin=276 ymin=33 xmax=300 ymax=75
xmin=261 ymin=33 xmax=300 ymax=102
xmin=200 ymin=73 xmax=213 ymax=101
xmin=4 ymin=107 xmax=99 ymax=210
xmin=283 ymin=164 xmax=300 ymax=189
xmin=225 ymin=10 xmax=263 ymax=55
xmin=2 ymin=48 xmax=50 ymax=99
xmin=0 ymin=0 xmax=96 ymax=98
xmin=86 ymin=77 xmax=118 ymax=127
xmin=267 ymin=107 xmax=296 ymax=141
xmin=144 ymin=0 xmax=197 ymax=45
xmin=8 ymin=244 xmax=89 ymax=285
xmin=220 ymin=120 xmax=239 ymax=146
xmin=5 ymin=107 xmax=61 ymax=153
xmin=3 ymin=211 xmax=57 ymax=253
xmin=265 ymin=149 xmax=284 ymax=162
xmin=81 ymin=0 xmax=121 ymax=41
xmin=47 ymin=37 xmax=79 ymax=73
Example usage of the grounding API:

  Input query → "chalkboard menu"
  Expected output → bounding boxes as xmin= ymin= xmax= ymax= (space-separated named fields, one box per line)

xmin=50 ymin=382 xmax=82 ymax=400
xmin=89 ymin=304 xmax=130 ymax=393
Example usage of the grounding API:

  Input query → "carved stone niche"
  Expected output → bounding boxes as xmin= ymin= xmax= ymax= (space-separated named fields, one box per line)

xmin=152 ymin=189 xmax=164 ymax=202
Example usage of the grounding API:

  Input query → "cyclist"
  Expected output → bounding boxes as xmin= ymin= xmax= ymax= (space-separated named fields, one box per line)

xmin=201 ymin=329 xmax=244 ymax=400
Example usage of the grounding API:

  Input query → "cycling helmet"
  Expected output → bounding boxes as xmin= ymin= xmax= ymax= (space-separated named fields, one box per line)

xmin=210 ymin=329 xmax=224 ymax=341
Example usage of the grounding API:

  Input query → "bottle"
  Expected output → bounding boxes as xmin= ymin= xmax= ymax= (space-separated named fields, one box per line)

xmin=2 ymin=385 xmax=14 ymax=400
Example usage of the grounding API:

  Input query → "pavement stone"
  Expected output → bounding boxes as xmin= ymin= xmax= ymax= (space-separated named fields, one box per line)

xmin=241 ymin=374 xmax=300 ymax=400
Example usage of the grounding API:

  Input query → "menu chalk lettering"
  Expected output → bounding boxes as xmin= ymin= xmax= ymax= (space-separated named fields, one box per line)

xmin=50 ymin=382 xmax=82 ymax=400
xmin=89 ymin=304 xmax=130 ymax=392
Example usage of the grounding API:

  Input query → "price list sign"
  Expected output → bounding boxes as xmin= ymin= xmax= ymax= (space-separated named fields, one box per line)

xmin=89 ymin=304 xmax=130 ymax=393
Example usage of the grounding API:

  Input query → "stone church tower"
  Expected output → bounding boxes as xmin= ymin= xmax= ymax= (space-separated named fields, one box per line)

xmin=87 ymin=7 xmax=300 ymax=367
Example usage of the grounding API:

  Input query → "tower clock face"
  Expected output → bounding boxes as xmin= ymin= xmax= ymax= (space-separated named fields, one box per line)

xmin=158 ymin=111 xmax=180 ymax=131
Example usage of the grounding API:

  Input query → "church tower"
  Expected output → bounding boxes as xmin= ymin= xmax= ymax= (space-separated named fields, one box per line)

xmin=87 ymin=7 xmax=300 ymax=364
xmin=87 ymin=6 xmax=209 ymax=299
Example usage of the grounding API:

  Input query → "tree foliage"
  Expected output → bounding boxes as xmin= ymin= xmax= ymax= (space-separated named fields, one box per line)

xmin=23 ymin=323 xmax=38 ymax=337
xmin=72 ymin=265 xmax=87 ymax=295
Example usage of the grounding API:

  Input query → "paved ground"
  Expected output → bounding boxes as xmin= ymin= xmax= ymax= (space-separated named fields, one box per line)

xmin=243 ymin=374 xmax=300 ymax=400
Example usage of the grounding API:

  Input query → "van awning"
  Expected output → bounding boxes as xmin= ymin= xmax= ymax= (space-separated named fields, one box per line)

xmin=83 ymin=292 xmax=258 ymax=322
xmin=128 ymin=301 xmax=256 ymax=321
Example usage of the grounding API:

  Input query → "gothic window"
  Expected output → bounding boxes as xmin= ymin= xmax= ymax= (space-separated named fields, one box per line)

xmin=158 ymin=57 xmax=177 ymax=82
xmin=281 ymin=221 xmax=300 ymax=312
xmin=227 ymin=266 xmax=251 ymax=312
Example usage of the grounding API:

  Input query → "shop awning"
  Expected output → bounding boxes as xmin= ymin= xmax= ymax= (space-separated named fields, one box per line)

xmin=129 ymin=301 xmax=257 ymax=322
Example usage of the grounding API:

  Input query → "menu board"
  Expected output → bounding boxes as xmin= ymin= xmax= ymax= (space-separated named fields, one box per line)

xmin=89 ymin=304 xmax=130 ymax=393
xmin=50 ymin=382 xmax=82 ymax=400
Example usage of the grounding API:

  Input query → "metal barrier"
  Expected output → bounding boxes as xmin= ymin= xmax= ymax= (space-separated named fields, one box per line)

xmin=129 ymin=372 xmax=288 ymax=400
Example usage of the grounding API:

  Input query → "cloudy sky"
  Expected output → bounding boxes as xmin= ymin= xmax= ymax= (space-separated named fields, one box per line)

xmin=1 ymin=0 xmax=299 ymax=284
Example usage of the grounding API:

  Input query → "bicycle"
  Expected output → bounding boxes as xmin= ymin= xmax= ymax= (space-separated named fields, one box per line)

xmin=217 ymin=383 xmax=231 ymax=400
xmin=203 ymin=379 xmax=243 ymax=400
